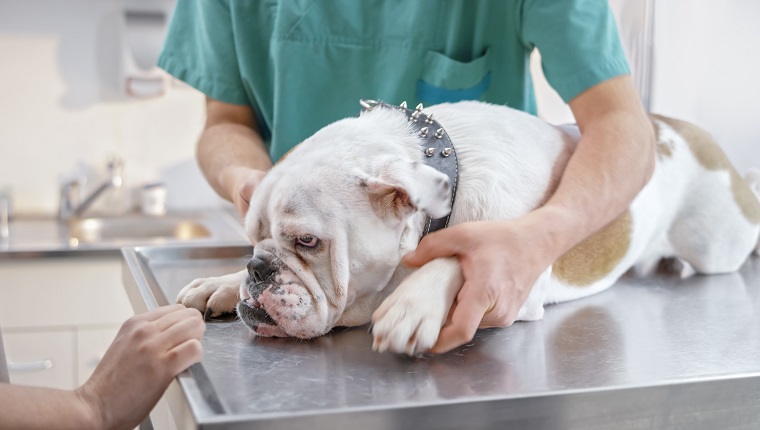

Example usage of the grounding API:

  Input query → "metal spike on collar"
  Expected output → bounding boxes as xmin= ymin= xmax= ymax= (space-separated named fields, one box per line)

xmin=425 ymin=147 xmax=435 ymax=157
xmin=434 ymin=128 xmax=444 ymax=139
xmin=399 ymin=101 xmax=407 ymax=110
xmin=410 ymin=111 xmax=421 ymax=122
xmin=359 ymin=99 xmax=378 ymax=111
xmin=441 ymin=147 xmax=452 ymax=157
xmin=415 ymin=103 xmax=424 ymax=112
xmin=425 ymin=113 xmax=434 ymax=124
xmin=419 ymin=127 xmax=429 ymax=138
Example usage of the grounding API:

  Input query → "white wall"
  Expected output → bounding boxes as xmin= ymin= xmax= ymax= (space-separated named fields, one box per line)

xmin=533 ymin=0 xmax=760 ymax=175
xmin=651 ymin=0 xmax=760 ymax=175
xmin=0 ymin=0 xmax=220 ymax=214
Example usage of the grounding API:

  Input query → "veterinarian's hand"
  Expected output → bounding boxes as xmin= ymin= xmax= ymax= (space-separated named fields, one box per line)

xmin=76 ymin=304 xmax=205 ymax=430
xmin=403 ymin=216 xmax=556 ymax=353
xmin=222 ymin=166 xmax=267 ymax=217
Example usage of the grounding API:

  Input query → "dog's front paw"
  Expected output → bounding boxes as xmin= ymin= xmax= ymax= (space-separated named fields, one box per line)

xmin=370 ymin=291 xmax=447 ymax=356
xmin=176 ymin=271 xmax=246 ymax=318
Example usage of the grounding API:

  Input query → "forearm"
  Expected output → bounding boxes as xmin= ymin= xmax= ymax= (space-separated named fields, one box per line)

xmin=197 ymin=123 xmax=272 ymax=201
xmin=0 ymin=384 xmax=97 ymax=430
xmin=534 ymin=109 xmax=655 ymax=259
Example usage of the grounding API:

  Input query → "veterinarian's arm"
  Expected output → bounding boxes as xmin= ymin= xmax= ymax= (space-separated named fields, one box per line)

xmin=198 ymin=96 xmax=273 ymax=216
xmin=0 ymin=305 xmax=204 ymax=430
xmin=545 ymin=75 xmax=655 ymax=254
xmin=405 ymin=75 xmax=655 ymax=353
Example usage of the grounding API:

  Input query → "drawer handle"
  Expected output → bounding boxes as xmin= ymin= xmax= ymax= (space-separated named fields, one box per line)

xmin=8 ymin=359 xmax=53 ymax=372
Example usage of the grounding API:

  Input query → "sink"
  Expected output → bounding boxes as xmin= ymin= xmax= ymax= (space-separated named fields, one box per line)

xmin=0 ymin=210 xmax=248 ymax=258
xmin=67 ymin=216 xmax=211 ymax=243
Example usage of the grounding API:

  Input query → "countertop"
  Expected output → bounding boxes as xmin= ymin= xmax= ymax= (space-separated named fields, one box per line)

xmin=0 ymin=210 xmax=247 ymax=258
xmin=122 ymin=245 xmax=760 ymax=430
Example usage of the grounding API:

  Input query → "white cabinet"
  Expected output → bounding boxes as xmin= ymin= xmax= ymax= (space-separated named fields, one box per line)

xmin=0 ymin=256 xmax=134 ymax=389
xmin=3 ymin=329 xmax=76 ymax=389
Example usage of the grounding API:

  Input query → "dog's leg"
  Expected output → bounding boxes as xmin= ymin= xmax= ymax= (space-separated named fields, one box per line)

xmin=176 ymin=270 xmax=247 ymax=318
xmin=371 ymin=257 xmax=462 ymax=355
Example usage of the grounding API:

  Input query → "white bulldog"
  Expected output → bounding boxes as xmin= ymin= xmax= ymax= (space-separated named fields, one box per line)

xmin=178 ymin=101 xmax=760 ymax=355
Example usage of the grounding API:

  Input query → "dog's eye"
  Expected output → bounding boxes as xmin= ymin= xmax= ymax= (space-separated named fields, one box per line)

xmin=296 ymin=235 xmax=319 ymax=248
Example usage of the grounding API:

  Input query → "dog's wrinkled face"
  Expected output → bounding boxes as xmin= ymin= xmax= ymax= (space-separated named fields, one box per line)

xmin=236 ymin=110 xmax=452 ymax=338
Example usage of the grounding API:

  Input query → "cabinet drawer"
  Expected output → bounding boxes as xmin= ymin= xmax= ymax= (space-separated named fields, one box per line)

xmin=3 ymin=329 xmax=76 ymax=389
xmin=77 ymin=325 xmax=120 ymax=386
xmin=0 ymin=257 xmax=133 ymax=328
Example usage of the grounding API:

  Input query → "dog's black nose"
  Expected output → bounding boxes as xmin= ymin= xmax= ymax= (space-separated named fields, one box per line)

xmin=247 ymin=257 xmax=275 ymax=283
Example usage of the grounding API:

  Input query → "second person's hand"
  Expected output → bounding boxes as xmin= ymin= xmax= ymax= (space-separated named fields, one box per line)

xmin=75 ymin=305 xmax=205 ymax=430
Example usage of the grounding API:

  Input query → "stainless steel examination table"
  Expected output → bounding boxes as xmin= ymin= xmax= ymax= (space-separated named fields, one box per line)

xmin=122 ymin=245 xmax=760 ymax=430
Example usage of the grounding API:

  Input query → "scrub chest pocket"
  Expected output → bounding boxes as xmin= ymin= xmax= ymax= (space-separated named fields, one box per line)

xmin=417 ymin=48 xmax=493 ymax=105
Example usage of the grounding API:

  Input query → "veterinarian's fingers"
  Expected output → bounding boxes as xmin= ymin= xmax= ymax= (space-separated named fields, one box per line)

xmin=431 ymin=288 xmax=489 ymax=353
xmin=236 ymin=189 xmax=251 ymax=217
xmin=159 ymin=314 xmax=206 ymax=351
xmin=152 ymin=307 xmax=202 ymax=333
xmin=479 ymin=302 xmax=517 ymax=328
xmin=165 ymin=339 xmax=204 ymax=376
xmin=232 ymin=169 xmax=265 ymax=217
xmin=136 ymin=304 xmax=187 ymax=322
xmin=403 ymin=224 xmax=474 ymax=267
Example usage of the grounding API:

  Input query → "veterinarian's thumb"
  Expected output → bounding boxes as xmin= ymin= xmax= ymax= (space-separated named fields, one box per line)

xmin=403 ymin=229 xmax=460 ymax=267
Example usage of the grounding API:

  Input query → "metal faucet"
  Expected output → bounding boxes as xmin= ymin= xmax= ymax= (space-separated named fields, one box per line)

xmin=58 ymin=158 xmax=124 ymax=220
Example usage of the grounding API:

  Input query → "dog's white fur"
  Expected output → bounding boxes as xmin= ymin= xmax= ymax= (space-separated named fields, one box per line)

xmin=178 ymin=101 xmax=760 ymax=355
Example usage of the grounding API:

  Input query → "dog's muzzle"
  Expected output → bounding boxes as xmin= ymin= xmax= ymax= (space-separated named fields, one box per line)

xmin=248 ymin=256 xmax=275 ymax=284
xmin=237 ymin=256 xmax=279 ymax=328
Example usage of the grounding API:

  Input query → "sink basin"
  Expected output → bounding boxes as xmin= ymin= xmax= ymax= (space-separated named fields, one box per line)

xmin=67 ymin=216 xmax=211 ymax=243
xmin=0 ymin=210 xmax=248 ymax=258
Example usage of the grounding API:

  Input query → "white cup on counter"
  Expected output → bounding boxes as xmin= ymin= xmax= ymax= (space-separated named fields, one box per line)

xmin=140 ymin=182 xmax=167 ymax=216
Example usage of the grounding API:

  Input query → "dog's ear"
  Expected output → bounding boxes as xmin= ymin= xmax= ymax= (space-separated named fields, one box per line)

xmin=362 ymin=161 xmax=451 ymax=219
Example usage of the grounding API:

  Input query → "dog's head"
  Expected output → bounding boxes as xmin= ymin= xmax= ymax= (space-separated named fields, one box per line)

xmin=236 ymin=108 xmax=451 ymax=338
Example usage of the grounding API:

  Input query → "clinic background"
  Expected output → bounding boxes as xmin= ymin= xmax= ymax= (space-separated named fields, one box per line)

xmin=1 ymin=0 xmax=759 ymax=214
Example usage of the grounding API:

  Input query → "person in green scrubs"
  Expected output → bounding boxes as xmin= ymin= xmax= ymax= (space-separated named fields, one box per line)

xmin=159 ymin=0 xmax=655 ymax=353
xmin=0 ymin=305 xmax=204 ymax=429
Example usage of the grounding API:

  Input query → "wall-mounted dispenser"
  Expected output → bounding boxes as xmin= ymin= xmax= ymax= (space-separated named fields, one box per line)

xmin=118 ymin=0 xmax=175 ymax=98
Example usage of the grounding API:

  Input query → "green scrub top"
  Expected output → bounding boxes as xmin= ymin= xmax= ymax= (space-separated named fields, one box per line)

xmin=159 ymin=0 xmax=630 ymax=162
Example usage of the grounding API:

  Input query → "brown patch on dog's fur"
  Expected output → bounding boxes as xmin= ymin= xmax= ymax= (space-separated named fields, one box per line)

xmin=652 ymin=114 xmax=760 ymax=224
xmin=650 ymin=117 xmax=674 ymax=160
xmin=730 ymin=170 xmax=760 ymax=224
xmin=552 ymin=210 xmax=633 ymax=287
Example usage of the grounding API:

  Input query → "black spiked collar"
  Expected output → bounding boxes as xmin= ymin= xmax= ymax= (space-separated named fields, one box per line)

xmin=359 ymin=99 xmax=459 ymax=237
